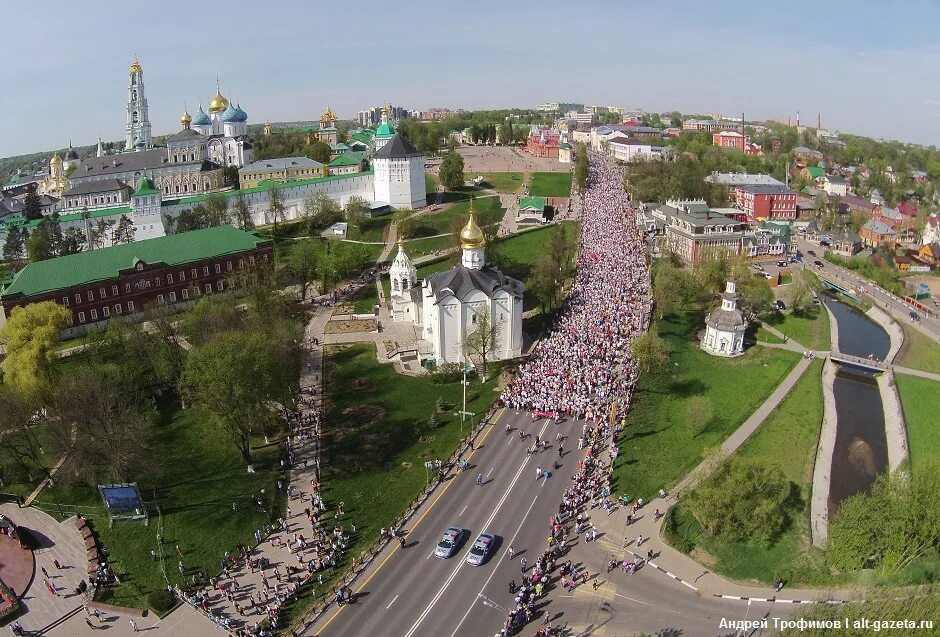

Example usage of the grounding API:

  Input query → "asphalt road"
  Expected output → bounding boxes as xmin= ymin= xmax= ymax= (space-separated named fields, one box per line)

xmin=307 ymin=409 xmax=583 ymax=637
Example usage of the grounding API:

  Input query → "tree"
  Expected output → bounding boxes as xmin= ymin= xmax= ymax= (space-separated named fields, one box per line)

xmin=268 ymin=187 xmax=285 ymax=239
xmin=204 ymin=192 xmax=231 ymax=227
xmin=630 ymin=330 xmax=671 ymax=376
xmin=302 ymin=192 xmax=342 ymax=233
xmin=90 ymin=219 xmax=114 ymax=249
xmin=392 ymin=208 xmax=415 ymax=240
xmin=827 ymin=465 xmax=940 ymax=577
xmin=737 ymin=276 xmax=775 ymax=320
xmin=574 ymin=143 xmax=589 ymax=192
xmin=0 ymin=388 xmax=53 ymax=484
xmin=688 ymin=457 xmax=795 ymax=545
xmin=180 ymin=327 xmax=300 ymax=470
xmin=112 ymin=215 xmax=136 ymax=245
xmin=789 ymin=269 xmax=820 ymax=313
xmin=439 ymin=150 xmax=465 ymax=190
xmin=653 ymin=262 xmax=697 ymax=319
xmin=222 ymin=165 xmax=240 ymax=187
xmin=308 ymin=140 xmax=331 ymax=164
xmin=25 ymin=218 xmax=59 ymax=262
xmin=527 ymin=254 xmax=563 ymax=315
xmin=173 ymin=207 xmax=205 ymax=233
xmin=286 ymin=240 xmax=318 ymax=301
xmin=3 ymin=227 xmax=25 ymax=262
xmin=464 ymin=306 xmax=499 ymax=380
xmin=58 ymin=227 xmax=85 ymax=255
xmin=344 ymin=195 xmax=370 ymax=230
xmin=685 ymin=395 xmax=714 ymax=437
xmin=52 ymin=364 xmax=154 ymax=485
xmin=22 ymin=183 xmax=42 ymax=221
xmin=232 ymin=192 xmax=254 ymax=230
xmin=0 ymin=301 xmax=70 ymax=405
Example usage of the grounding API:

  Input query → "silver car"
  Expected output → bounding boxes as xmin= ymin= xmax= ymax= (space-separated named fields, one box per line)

xmin=466 ymin=533 xmax=495 ymax=566
xmin=435 ymin=526 xmax=465 ymax=559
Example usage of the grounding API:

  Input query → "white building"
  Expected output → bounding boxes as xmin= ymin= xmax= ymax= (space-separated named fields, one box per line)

xmin=819 ymin=174 xmax=848 ymax=197
xmin=607 ymin=137 xmax=666 ymax=162
xmin=701 ymin=281 xmax=746 ymax=357
xmin=390 ymin=205 xmax=524 ymax=365
xmin=125 ymin=59 xmax=153 ymax=151
xmin=372 ymin=134 xmax=427 ymax=209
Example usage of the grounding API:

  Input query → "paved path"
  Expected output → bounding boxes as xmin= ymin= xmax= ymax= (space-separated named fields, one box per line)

xmin=893 ymin=365 xmax=940 ymax=382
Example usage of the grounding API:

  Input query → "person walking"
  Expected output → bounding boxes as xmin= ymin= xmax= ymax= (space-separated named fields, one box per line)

xmin=535 ymin=466 xmax=542 ymax=480
xmin=508 ymin=546 xmax=514 ymax=560
xmin=129 ymin=619 xmax=138 ymax=632
xmin=520 ymin=557 xmax=527 ymax=572
xmin=476 ymin=473 xmax=483 ymax=486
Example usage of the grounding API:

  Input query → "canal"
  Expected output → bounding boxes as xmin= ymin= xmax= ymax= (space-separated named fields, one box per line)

xmin=824 ymin=297 xmax=891 ymax=513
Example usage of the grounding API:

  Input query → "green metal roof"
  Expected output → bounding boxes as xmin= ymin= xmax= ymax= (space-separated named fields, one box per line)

xmin=559 ymin=143 xmax=571 ymax=149
xmin=133 ymin=177 xmax=159 ymax=197
xmin=2 ymin=226 xmax=268 ymax=299
xmin=519 ymin=196 xmax=546 ymax=211
xmin=328 ymin=152 xmax=364 ymax=167
xmin=806 ymin=166 xmax=824 ymax=178
xmin=375 ymin=123 xmax=395 ymax=137
xmin=331 ymin=142 xmax=349 ymax=151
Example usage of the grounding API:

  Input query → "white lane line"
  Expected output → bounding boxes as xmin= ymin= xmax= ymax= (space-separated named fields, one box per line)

xmin=458 ymin=505 xmax=468 ymax=517
xmin=614 ymin=593 xmax=650 ymax=606
xmin=427 ymin=551 xmax=433 ymax=560
xmin=405 ymin=420 xmax=549 ymax=637
xmin=487 ymin=467 xmax=494 ymax=477
xmin=448 ymin=423 xmax=551 ymax=637
xmin=386 ymin=594 xmax=399 ymax=609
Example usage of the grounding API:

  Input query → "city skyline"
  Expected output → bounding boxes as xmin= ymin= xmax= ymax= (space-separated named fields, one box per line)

xmin=3 ymin=0 xmax=940 ymax=158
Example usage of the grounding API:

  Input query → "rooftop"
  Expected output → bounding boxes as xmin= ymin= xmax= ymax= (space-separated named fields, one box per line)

xmin=239 ymin=157 xmax=324 ymax=173
xmin=705 ymin=172 xmax=784 ymax=186
xmin=2 ymin=226 xmax=269 ymax=299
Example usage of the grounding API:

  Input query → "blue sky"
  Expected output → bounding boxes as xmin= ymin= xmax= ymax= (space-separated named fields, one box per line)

xmin=3 ymin=0 xmax=940 ymax=157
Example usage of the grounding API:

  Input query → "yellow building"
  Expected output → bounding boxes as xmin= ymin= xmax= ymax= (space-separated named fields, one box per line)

xmin=39 ymin=152 xmax=68 ymax=196
xmin=238 ymin=156 xmax=328 ymax=189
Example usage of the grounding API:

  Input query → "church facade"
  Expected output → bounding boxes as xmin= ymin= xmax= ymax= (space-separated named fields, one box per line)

xmin=389 ymin=204 xmax=524 ymax=365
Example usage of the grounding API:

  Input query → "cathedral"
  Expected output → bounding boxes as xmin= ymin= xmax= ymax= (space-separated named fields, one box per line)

xmin=389 ymin=202 xmax=524 ymax=365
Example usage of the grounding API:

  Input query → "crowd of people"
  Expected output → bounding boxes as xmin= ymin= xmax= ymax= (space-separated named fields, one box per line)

xmin=499 ymin=153 xmax=652 ymax=423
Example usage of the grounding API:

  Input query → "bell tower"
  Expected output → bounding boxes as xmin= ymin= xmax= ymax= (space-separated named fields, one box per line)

xmin=125 ymin=59 xmax=152 ymax=151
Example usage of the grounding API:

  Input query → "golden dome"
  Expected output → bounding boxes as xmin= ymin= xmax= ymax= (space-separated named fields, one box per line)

xmin=460 ymin=203 xmax=485 ymax=249
xmin=129 ymin=59 xmax=142 ymax=74
xmin=50 ymin=152 xmax=62 ymax=165
xmin=320 ymin=106 xmax=337 ymax=123
xmin=180 ymin=109 xmax=192 ymax=126
xmin=208 ymin=89 xmax=229 ymax=114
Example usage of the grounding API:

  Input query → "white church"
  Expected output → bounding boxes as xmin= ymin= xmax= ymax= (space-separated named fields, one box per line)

xmin=389 ymin=203 xmax=524 ymax=365
xmin=701 ymin=280 xmax=747 ymax=357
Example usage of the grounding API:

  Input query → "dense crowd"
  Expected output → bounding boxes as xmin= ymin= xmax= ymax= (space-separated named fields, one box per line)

xmin=499 ymin=154 xmax=652 ymax=421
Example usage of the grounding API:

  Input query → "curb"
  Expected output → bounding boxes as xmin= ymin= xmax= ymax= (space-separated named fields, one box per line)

xmin=712 ymin=594 xmax=856 ymax=605
xmin=626 ymin=550 xmax=698 ymax=592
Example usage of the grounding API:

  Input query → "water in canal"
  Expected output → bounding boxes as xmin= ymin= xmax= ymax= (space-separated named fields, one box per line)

xmin=823 ymin=297 xmax=891 ymax=513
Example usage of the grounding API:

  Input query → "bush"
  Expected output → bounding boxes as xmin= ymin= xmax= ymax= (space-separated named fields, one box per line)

xmin=428 ymin=363 xmax=464 ymax=384
xmin=147 ymin=589 xmax=177 ymax=615
xmin=663 ymin=507 xmax=695 ymax=554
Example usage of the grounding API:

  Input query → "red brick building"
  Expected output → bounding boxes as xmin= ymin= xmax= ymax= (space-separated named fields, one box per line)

xmin=526 ymin=127 xmax=561 ymax=158
xmin=733 ymin=184 xmax=798 ymax=221
xmin=1 ymin=226 xmax=273 ymax=338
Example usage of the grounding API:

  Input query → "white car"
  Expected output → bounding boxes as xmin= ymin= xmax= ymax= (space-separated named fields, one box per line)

xmin=466 ymin=533 xmax=495 ymax=566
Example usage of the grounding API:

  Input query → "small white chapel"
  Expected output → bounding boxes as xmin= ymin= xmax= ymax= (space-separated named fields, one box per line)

xmin=389 ymin=202 xmax=524 ymax=364
xmin=701 ymin=280 xmax=747 ymax=357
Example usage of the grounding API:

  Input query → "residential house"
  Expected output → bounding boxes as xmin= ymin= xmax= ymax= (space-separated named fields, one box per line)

xmin=801 ymin=165 xmax=825 ymax=181
xmin=916 ymin=243 xmax=940 ymax=268
xmin=859 ymin=218 xmax=897 ymax=248
xmin=819 ymin=174 xmax=848 ymax=197
xmin=896 ymin=202 xmax=918 ymax=218
xmin=733 ymin=184 xmax=798 ymax=221
xmin=923 ymin=213 xmax=940 ymax=244
xmin=829 ymin=226 xmax=862 ymax=257
xmin=870 ymin=189 xmax=885 ymax=205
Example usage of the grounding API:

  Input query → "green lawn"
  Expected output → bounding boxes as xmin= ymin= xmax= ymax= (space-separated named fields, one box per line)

xmin=529 ymin=172 xmax=572 ymax=198
xmin=481 ymin=172 xmax=525 ymax=193
xmin=404 ymin=235 xmax=453 ymax=258
xmin=346 ymin=215 xmax=392 ymax=243
xmin=612 ymin=309 xmax=801 ymax=500
xmin=896 ymin=375 xmax=940 ymax=472
xmin=409 ymin=195 xmax=504 ymax=238
xmin=896 ymin=323 xmax=940 ymax=374
xmin=26 ymin=398 xmax=282 ymax=610
xmin=755 ymin=326 xmax=784 ymax=344
xmin=764 ymin=304 xmax=831 ymax=350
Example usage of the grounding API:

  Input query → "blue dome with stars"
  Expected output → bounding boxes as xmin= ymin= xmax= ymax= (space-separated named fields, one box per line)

xmin=192 ymin=106 xmax=211 ymax=126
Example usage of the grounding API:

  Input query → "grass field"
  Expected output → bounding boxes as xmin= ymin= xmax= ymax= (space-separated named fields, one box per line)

xmin=25 ymin=398 xmax=282 ymax=610
xmin=664 ymin=360 xmax=833 ymax=585
xmin=754 ymin=326 xmax=785 ymax=344
xmin=612 ymin=308 xmax=801 ymax=500
xmin=896 ymin=323 xmax=940 ymax=374
xmin=529 ymin=172 xmax=572 ymax=198
xmin=764 ymin=304 xmax=831 ymax=350
xmin=425 ymin=174 xmax=439 ymax=196
xmin=345 ymin=215 xmax=392 ymax=243
xmin=481 ymin=172 xmax=525 ymax=193
xmin=896 ymin=374 xmax=940 ymax=472
xmin=408 ymin=195 xmax=504 ymax=238
xmin=403 ymin=234 xmax=453 ymax=258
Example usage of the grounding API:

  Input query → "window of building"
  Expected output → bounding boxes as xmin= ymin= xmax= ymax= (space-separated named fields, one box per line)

xmin=78 ymin=312 xmax=86 ymax=323
xmin=103 ymin=306 xmax=110 ymax=317
xmin=115 ymin=303 xmax=122 ymax=315
xmin=179 ymin=271 xmax=185 ymax=281
xmin=249 ymin=256 xmax=255 ymax=265
xmin=181 ymin=289 xmax=189 ymax=300
xmin=112 ymin=285 xmax=119 ymax=296
xmin=205 ymin=283 xmax=211 ymax=294
xmin=194 ymin=286 xmax=201 ymax=296
xmin=192 ymin=268 xmax=197 ymax=279
xmin=99 ymin=287 xmax=106 ymax=298
xmin=214 ymin=263 xmax=221 ymax=274
xmin=62 ymin=296 xmax=69 ymax=307
xmin=154 ymin=277 xmax=160 ymax=287
xmin=167 ymin=273 xmax=173 ymax=284
xmin=203 ymin=266 xmax=209 ymax=276
xmin=125 ymin=283 xmax=131 ymax=293
xmin=75 ymin=293 xmax=81 ymax=304
xmin=128 ymin=301 xmax=135 ymax=312
xmin=157 ymin=294 xmax=164 ymax=304
xmin=216 ymin=281 xmax=223 ymax=291
xmin=87 ymin=290 xmax=94 ymax=301
xmin=90 ymin=309 xmax=97 ymax=320
xmin=169 ymin=291 xmax=176 ymax=302
xmin=66 ymin=316 xmax=73 ymax=326
xmin=226 ymin=261 xmax=233 ymax=272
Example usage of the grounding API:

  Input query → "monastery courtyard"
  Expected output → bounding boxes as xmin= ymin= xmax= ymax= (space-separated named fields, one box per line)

xmin=454 ymin=145 xmax=571 ymax=173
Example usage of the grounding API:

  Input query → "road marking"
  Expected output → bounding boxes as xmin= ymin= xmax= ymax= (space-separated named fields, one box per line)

xmin=448 ymin=422 xmax=551 ymax=637
xmin=487 ymin=467 xmax=494 ymax=477
xmin=311 ymin=409 xmax=505 ymax=634
xmin=405 ymin=419 xmax=549 ymax=637
xmin=386 ymin=595 xmax=399 ymax=609
xmin=614 ymin=593 xmax=650 ymax=606
xmin=458 ymin=505 xmax=468 ymax=517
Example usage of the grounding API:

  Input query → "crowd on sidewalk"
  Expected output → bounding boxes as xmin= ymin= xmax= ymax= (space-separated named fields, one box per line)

xmin=499 ymin=154 xmax=652 ymax=422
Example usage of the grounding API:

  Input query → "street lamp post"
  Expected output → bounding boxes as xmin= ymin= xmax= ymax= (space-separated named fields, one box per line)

xmin=478 ymin=594 xmax=507 ymax=614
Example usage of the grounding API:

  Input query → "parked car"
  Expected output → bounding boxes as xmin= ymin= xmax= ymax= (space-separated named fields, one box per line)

xmin=777 ymin=260 xmax=787 ymax=267
xmin=813 ymin=260 xmax=825 ymax=269
xmin=775 ymin=300 xmax=787 ymax=310
xmin=808 ymin=250 xmax=817 ymax=257
xmin=466 ymin=533 xmax=495 ymax=566
xmin=764 ymin=272 xmax=773 ymax=280
xmin=752 ymin=263 xmax=764 ymax=271
xmin=909 ymin=311 xmax=921 ymax=322
xmin=435 ymin=527 xmax=466 ymax=559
